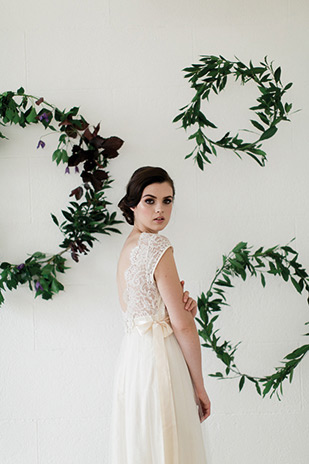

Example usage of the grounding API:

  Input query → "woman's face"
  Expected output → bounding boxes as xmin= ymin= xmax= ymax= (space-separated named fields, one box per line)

xmin=130 ymin=181 xmax=174 ymax=233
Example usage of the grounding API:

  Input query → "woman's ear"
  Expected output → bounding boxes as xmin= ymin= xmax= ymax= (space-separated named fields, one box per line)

xmin=130 ymin=207 xmax=135 ymax=212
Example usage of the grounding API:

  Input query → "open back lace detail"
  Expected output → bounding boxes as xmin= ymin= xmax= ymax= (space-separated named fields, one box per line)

xmin=122 ymin=232 xmax=173 ymax=333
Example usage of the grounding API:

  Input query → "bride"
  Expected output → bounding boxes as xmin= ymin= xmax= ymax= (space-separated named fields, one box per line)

xmin=110 ymin=166 xmax=210 ymax=463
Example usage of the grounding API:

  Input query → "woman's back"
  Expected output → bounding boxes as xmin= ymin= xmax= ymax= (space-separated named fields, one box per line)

xmin=116 ymin=231 xmax=173 ymax=332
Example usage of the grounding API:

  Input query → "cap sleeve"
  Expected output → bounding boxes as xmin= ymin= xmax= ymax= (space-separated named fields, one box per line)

xmin=147 ymin=234 xmax=173 ymax=283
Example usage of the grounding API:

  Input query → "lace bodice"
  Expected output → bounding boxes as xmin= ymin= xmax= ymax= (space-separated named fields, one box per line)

xmin=122 ymin=232 xmax=173 ymax=333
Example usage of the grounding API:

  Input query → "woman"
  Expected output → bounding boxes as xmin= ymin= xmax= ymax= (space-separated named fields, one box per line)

xmin=110 ymin=166 xmax=210 ymax=463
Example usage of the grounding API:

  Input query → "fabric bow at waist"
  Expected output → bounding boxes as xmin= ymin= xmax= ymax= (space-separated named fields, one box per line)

xmin=134 ymin=314 xmax=179 ymax=463
xmin=135 ymin=313 xmax=174 ymax=337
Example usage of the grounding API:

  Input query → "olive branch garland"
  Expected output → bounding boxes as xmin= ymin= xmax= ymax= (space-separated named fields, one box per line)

xmin=196 ymin=238 xmax=309 ymax=400
xmin=173 ymin=55 xmax=295 ymax=170
xmin=0 ymin=87 xmax=125 ymax=306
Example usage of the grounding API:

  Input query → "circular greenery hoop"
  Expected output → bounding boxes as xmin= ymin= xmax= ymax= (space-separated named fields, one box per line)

xmin=196 ymin=238 xmax=309 ymax=400
xmin=173 ymin=55 xmax=295 ymax=170
xmin=0 ymin=87 xmax=124 ymax=306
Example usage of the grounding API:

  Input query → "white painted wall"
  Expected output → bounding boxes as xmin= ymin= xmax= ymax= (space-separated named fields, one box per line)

xmin=0 ymin=0 xmax=308 ymax=463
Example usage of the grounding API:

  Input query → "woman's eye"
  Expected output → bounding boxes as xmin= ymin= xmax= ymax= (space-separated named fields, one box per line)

xmin=145 ymin=199 xmax=172 ymax=204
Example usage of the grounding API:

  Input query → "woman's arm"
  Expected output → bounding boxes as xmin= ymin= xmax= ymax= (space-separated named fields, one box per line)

xmin=181 ymin=280 xmax=197 ymax=317
xmin=154 ymin=247 xmax=205 ymax=393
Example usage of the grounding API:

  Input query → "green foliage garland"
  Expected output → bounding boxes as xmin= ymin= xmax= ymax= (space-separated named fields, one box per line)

xmin=0 ymin=87 xmax=125 ymax=306
xmin=173 ymin=55 xmax=295 ymax=170
xmin=196 ymin=238 xmax=309 ymax=400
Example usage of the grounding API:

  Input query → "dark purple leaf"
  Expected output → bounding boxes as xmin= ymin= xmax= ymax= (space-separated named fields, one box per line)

xmin=93 ymin=169 xmax=108 ymax=181
xmin=89 ymin=135 xmax=106 ymax=149
xmin=91 ymin=176 xmax=103 ymax=191
xmin=69 ymin=186 xmax=83 ymax=200
xmin=101 ymin=147 xmax=119 ymax=159
xmin=81 ymin=170 xmax=92 ymax=183
xmin=76 ymin=240 xmax=89 ymax=254
xmin=81 ymin=172 xmax=103 ymax=191
xmin=83 ymin=127 xmax=94 ymax=141
xmin=83 ymin=159 xmax=96 ymax=171
xmin=68 ymin=146 xmax=90 ymax=166
xmin=93 ymin=122 xmax=100 ymax=136
xmin=71 ymin=251 xmax=79 ymax=262
xmin=59 ymin=118 xmax=72 ymax=127
xmin=102 ymin=136 xmax=124 ymax=150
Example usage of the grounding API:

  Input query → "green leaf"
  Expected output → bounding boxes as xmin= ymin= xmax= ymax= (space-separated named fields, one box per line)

xmin=209 ymin=372 xmax=224 ymax=378
xmin=285 ymin=103 xmax=292 ymax=113
xmin=250 ymin=119 xmax=265 ymax=132
xmin=0 ymin=262 xmax=11 ymax=270
xmin=232 ymin=242 xmax=247 ymax=253
xmin=259 ymin=126 xmax=278 ymax=141
xmin=196 ymin=153 xmax=204 ymax=170
xmin=215 ymin=279 xmax=232 ymax=287
xmin=54 ymin=108 xmax=63 ymax=121
xmin=255 ymin=382 xmax=262 ymax=395
xmin=221 ymin=352 xmax=230 ymax=366
xmin=256 ymin=112 xmax=269 ymax=125
xmin=60 ymin=149 xmax=69 ymax=163
xmin=274 ymin=67 xmax=281 ymax=83
xmin=51 ymin=279 xmax=60 ymax=293
xmin=284 ymin=345 xmax=309 ymax=360
xmin=67 ymin=106 xmax=79 ymax=117
xmin=260 ymin=273 xmax=266 ymax=287
xmin=284 ymin=82 xmax=293 ymax=91
xmin=58 ymin=133 xmax=67 ymax=144
xmin=291 ymin=277 xmax=302 ymax=293
xmin=239 ymin=375 xmax=245 ymax=391
xmin=17 ymin=87 xmax=25 ymax=95
xmin=262 ymin=381 xmax=273 ymax=397
xmin=196 ymin=131 xmax=204 ymax=145
xmin=172 ymin=112 xmax=185 ymax=123
xmin=51 ymin=213 xmax=59 ymax=226
xmin=52 ymin=149 xmax=62 ymax=165
xmin=41 ymin=264 xmax=54 ymax=276
xmin=25 ymin=106 xmax=37 ymax=123
xmin=258 ymin=85 xmax=268 ymax=95
xmin=62 ymin=210 xmax=74 ymax=222
xmin=31 ymin=251 xmax=46 ymax=259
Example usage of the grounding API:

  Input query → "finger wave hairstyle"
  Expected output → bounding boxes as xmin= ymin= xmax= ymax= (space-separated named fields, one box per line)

xmin=118 ymin=166 xmax=175 ymax=225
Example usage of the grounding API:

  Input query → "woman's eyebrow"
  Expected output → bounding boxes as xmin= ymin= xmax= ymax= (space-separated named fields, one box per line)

xmin=142 ymin=194 xmax=173 ymax=199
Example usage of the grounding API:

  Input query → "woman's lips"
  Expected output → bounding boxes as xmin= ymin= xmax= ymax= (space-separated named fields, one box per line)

xmin=154 ymin=218 xmax=164 ymax=222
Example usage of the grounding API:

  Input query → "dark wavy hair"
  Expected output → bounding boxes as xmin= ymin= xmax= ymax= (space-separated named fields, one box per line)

xmin=118 ymin=166 xmax=175 ymax=225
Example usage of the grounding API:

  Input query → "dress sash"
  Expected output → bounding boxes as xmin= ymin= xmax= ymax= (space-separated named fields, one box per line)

xmin=135 ymin=314 xmax=179 ymax=463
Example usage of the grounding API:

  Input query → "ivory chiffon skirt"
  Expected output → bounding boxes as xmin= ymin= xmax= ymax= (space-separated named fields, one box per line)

xmin=109 ymin=326 xmax=207 ymax=463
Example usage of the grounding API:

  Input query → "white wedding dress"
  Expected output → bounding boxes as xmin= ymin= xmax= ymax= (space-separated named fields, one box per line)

xmin=109 ymin=232 xmax=207 ymax=463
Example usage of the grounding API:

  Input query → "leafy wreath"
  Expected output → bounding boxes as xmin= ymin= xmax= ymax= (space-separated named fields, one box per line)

xmin=0 ymin=87 xmax=124 ymax=306
xmin=196 ymin=238 xmax=309 ymax=400
xmin=173 ymin=55 xmax=295 ymax=170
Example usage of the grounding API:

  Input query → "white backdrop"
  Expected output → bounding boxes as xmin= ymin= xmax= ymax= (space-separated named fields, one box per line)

xmin=0 ymin=1 xmax=308 ymax=463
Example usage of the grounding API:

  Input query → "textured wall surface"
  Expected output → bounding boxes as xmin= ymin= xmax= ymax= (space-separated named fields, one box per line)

xmin=0 ymin=0 xmax=308 ymax=463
